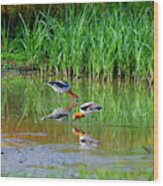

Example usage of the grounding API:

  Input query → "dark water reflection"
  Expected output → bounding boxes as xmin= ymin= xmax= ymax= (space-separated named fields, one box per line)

xmin=1 ymin=72 xmax=154 ymax=180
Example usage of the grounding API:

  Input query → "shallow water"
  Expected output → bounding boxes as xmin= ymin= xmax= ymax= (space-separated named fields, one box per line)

xmin=1 ymin=71 xmax=154 ymax=180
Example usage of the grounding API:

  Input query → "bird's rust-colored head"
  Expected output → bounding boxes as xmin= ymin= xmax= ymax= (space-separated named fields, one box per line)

xmin=73 ymin=112 xmax=85 ymax=120
xmin=72 ymin=127 xmax=85 ymax=137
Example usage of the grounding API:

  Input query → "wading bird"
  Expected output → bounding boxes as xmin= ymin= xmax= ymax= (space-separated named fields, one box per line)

xmin=73 ymin=102 xmax=102 ymax=120
xmin=46 ymin=80 xmax=78 ymax=100
xmin=72 ymin=127 xmax=99 ymax=148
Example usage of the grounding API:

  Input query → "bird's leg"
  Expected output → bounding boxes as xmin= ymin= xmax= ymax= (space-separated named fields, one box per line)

xmin=86 ymin=117 xmax=88 ymax=125
xmin=91 ymin=114 xmax=95 ymax=124
xmin=59 ymin=93 xmax=63 ymax=104
xmin=86 ymin=117 xmax=89 ymax=132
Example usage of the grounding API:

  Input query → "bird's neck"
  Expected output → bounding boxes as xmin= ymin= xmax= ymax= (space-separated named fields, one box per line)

xmin=73 ymin=127 xmax=86 ymax=136
xmin=67 ymin=90 xmax=78 ymax=99
xmin=67 ymin=103 xmax=77 ymax=111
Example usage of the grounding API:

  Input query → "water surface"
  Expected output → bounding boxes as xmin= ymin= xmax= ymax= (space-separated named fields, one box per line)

xmin=1 ymin=71 xmax=154 ymax=180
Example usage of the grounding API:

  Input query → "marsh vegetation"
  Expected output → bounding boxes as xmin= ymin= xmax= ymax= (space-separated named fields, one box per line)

xmin=2 ymin=2 xmax=154 ymax=83
xmin=1 ymin=2 xmax=154 ymax=180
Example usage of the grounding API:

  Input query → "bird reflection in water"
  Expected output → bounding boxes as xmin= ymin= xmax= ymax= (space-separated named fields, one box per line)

xmin=72 ymin=127 xmax=99 ymax=149
xmin=42 ymin=102 xmax=77 ymax=122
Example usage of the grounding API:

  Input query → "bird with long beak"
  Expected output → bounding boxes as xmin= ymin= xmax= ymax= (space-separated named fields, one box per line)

xmin=72 ymin=127 xmax=99 ymax=148
xmin=73 ymin=102 xmax=102 ymax=120
xmin=46 ymin=80 xmax=78 ymax=100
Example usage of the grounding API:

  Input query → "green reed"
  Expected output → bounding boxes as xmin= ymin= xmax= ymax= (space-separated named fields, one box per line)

xmin=1 ymin=2 xmax=154 ymax=82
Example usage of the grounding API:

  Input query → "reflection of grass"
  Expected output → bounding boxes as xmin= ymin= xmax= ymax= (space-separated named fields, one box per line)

xmin=2 ymin=77 xmax=53 ymax=123
xmin=1 ymin=76 xmax=154 ymax=151
xmin=1 ymin=77 xmax=154 ymax=126
xmin=2 ymin=2 xmax=154 ymax=82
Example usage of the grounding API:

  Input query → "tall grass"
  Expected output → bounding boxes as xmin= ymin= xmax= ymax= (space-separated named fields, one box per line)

xmin=1 ymin=2 xmax=154 ymax=82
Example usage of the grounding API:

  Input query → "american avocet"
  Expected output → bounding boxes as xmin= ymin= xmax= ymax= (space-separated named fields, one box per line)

xmin=73 ymin=102 xmax=102 ymax=120
xmin=46 ymin=80 xmax=78 ymax=100
xmin=72 ymin=127 xmax=99 ymax=148
xmin=42 ymin=103 xmax=77 ymax=122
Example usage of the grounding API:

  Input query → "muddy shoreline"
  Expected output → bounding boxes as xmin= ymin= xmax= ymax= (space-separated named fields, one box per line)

xmin=1 ymin=136 xmax=153 ymax=179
